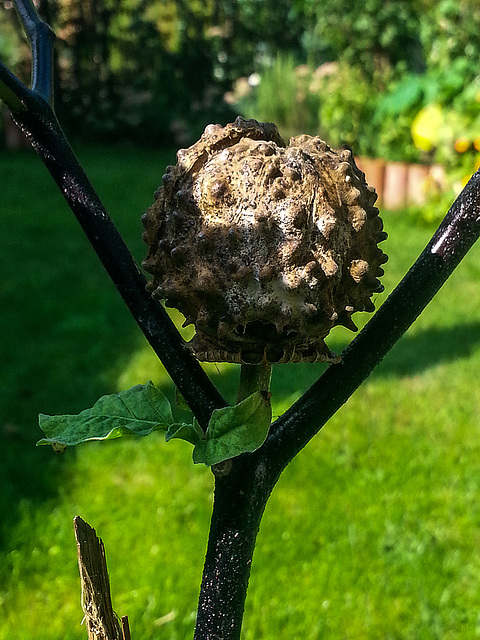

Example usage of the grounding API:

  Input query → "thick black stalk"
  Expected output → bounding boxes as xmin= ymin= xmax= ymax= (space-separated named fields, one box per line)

xmin=10 ymin=97 xmax=226 ymax=427
xmin=0 ymin=2 xmax=228 ymax=428
xmin=194 ymin=454 xmax=275 ymax=640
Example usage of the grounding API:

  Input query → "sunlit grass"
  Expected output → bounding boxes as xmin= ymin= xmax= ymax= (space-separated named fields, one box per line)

xmin=1 ymin=147 xmax=480 ymax=639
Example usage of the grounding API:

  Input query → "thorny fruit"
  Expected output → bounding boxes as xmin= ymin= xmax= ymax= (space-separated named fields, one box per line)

xmin=142 ymin=117 xmax=388 ymax=364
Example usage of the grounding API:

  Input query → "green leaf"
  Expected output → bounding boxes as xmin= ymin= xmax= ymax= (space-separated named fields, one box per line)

xmin=193 ymin=391 xmax=272 ymax=466
xmin=37 ymin=382 xmax=181 ymax=449
xmin=165 ymin=419 xmax=204 ymax=446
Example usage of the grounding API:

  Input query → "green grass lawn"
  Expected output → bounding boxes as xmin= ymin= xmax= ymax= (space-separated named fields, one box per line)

xmin=1 ymin=145 xmax=480 ymax=639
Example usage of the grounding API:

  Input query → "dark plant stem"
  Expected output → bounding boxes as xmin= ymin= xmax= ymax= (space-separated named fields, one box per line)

xmin=194 ymin=454 xmax=274 ymax=640
xmin=7 ymin=94 xmax=226 ymax=427
xmin=194 ymin=363 xmax=273 ymax=638
xmin=237 ymin=363 xmax=272 ymax=402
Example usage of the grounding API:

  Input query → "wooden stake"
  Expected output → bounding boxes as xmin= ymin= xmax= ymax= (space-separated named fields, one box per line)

xmin=121 ymin=616 xmax=131 ymax=640
xmin=74 ymin=516 xmax=122 ymax=640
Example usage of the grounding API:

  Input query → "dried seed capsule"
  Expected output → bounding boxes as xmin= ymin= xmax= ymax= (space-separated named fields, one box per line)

xmin=142 ymin=117 xmax=387 ymax=364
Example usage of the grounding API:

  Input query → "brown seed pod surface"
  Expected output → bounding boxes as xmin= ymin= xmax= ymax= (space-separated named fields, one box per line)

xmin=142 ymin=117 xmax=388 ymax=364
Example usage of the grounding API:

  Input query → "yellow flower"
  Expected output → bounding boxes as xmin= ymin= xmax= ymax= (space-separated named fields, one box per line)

xmin=454 ymin=137 xmax=470 ymax=153
xmin=411 ymin=105 xmax=444 ymax=152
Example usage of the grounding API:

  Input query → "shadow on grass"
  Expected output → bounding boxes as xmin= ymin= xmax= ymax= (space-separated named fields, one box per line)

xmin=0 ymin=316 xmax=142 ymax=553
xmin=373 ymin=320 xmax=480 ymax=378
xmin=187 ymin=320 xmax=480 ymax=416
xmin=153 ymin=321 xmax=480 ymax=428
xmin=0 ymin=147 xmax=166 ymax=555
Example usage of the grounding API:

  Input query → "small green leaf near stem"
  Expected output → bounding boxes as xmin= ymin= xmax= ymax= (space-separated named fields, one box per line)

xmin=192 ymin=363 xmax=274 ymax=468
xmin=193 ymin=390 xmax=272 ymax=466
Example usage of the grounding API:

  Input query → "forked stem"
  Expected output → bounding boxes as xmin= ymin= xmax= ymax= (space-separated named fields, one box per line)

xmin=14 ymin=0 xmax=56 ymax=103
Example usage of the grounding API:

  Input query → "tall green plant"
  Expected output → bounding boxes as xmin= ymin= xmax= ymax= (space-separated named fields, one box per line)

xmin=238 ymin=54 xmax=320 ymax=138
xmin=315 ymin=62 xmax=381 ymax=156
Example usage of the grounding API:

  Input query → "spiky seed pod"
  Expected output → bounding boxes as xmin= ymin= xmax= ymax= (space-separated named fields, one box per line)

xmin=142 ymin=117 xmax=388 ymax=365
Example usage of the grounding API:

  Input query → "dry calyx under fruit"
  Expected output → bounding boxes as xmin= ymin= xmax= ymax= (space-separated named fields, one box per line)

xmin=142 ymin=117 xmax=388 ymax=365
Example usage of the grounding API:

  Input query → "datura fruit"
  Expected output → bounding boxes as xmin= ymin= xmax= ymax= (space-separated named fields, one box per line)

xmin=142 ymin=117 xmax=387 ymax=365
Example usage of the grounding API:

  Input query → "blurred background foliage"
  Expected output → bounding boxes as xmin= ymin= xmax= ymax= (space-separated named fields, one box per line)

xmin=1 ymin=0 xmax=480 ymax=176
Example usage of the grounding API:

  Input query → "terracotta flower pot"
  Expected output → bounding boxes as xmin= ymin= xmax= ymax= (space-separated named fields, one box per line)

xmin=356 ymin=157 xmax=385 ymax=206
xmin=383 ymin=162 xmax=408 ymax=210
xmin=406 ymin=164 xmax=430 ymax=206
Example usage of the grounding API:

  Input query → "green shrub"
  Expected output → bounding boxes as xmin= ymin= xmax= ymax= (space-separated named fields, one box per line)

xmin=314 ymin=62 xmax=379 ymax=157
xmin=235 ymin=54 xmax=321 ymax=140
